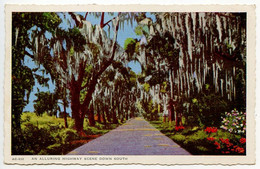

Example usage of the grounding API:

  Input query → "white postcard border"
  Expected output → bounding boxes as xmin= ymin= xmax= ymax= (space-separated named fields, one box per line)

xmin=4 ymin=4 xmax=256 ymax=165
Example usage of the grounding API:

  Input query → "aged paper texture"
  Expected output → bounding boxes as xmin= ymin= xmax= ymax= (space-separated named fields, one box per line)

xmin=4 ymin=4 xmax=255 ymax=165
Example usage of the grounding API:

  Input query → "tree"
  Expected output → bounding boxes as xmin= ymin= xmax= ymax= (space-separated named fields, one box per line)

xmin=31 ymin=12 xmax=137 ymax=134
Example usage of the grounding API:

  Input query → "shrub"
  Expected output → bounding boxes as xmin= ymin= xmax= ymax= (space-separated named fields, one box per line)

xmin=187 ymin=130 xmax=208 ymax=142
xmin=22 ymin=123 xmax=55 ymax=154
xmin=59 ymin=128 xmax=79 ymax=144
xmin=196 ymin=146 xmax=209 ymax=152
xmin=84 ymin=126 xmax=109 ymax=135
xmin=45 ymin=143 xmax=63 ymax=155
xmin=189 ymin=91 xmax=228 ymax=127
xmin=171 ymin=134 xmax=186 ymax=142
xmin=220 ymin=109 xmax=246 ymax=136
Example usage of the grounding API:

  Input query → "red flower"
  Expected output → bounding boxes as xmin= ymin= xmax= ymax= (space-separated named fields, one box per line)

xmin=207 ymin=137 xmax=215 ymax=141
xmin=214 ymin=141 xmax=221 ymax=149
xmin=211 ymin=127 xmax=218 ymax=133
xmin=205 ymin=127 xmax=218 ymax=133
xmin=220 ymin=138 xmax=230 ymax=145
xmin=214 ymin=141 xmax=220 ymax=146
xmin=175 ymin=126 xmax=185 ymax=131
xmin=226 ymin=143 xmax=233 ymax=148
xmin=240 ymin=138 xmax=246 ymax=144
xmin=235 ymin=147 xmax=245 ymax=154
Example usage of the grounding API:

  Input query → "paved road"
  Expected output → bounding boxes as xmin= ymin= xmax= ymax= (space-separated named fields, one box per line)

xmin=68 ymin=117 xmax=190 ymax=155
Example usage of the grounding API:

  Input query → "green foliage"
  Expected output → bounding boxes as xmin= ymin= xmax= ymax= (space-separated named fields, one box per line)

xmin=69 ymin=46 xmax=75 ymax=56
xmin=124 ymin=38 xmax=137 ymax=57
xmin=59 ymin=128 xmax=80 ymax=144
xmin=84 ymin=126 xmax=109 ymax=135
xmin=234 ymin=69 xmax=246 ymax=112
xmin=22 ymin=123 xmax=56 ymax=154
xmin=134 ymin=25 xmax=144 ymax=36
xmin=160 ymin=81 xmax=167 ymax=93
xmin=145 ymin=31 xmax=178 ymax=67
xmin=141 ymin=99 xmax=160 ymax=121
xmin=40 ymin=12 xmax=62 ymax=33
xmin=20 ymin=113 xmax=80 ymax=155
xmin=143 ymin=83 xmax=150 ymax=92
xmin=170 ymin=134 xmax=186 ymax=142
xmin=196 ymin=146 xmax=209 ymax=152
xmin=33 ymin=92 xmax=59 ymax=116
xmin=16 ymin=112 xmax=120 ymax=155
xmin=83 ymin=119 xmax=115 ymax=135
xmin=150 ymin=119 xmax=245 ymax=155
xmin=12 ymin=12 xmax=62 ymax=154
xmin=188 ymin=87 xmax=228 ymax=127
xmin=21 ymin=112 xmax=67 ymax=129
xmin=34 ymin=74 xmax=50 ymax=87
xmin=44 ymin=143 xmax=62 ymax=155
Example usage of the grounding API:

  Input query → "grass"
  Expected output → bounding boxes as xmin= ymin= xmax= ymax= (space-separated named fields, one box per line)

xmin=150 ymin=120 xmax=245 ymax=155
xmin=19 ymin=112 xmax=121 ymax=155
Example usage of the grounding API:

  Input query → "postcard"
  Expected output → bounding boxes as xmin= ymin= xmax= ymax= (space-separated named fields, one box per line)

xmin=4 ymin=4 xmax=256 ymax=165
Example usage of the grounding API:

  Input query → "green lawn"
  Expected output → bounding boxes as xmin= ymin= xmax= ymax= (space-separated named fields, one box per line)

xmin=18 ymin=112 xmax=120 ymax=155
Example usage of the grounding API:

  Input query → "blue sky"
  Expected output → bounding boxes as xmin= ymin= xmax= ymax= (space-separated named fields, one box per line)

xmin=23 ymin=12 xmax=153 ymax=113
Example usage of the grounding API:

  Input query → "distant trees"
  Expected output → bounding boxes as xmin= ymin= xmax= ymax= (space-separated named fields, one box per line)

xmin=90 ymin=63 xmax=139 ymax=126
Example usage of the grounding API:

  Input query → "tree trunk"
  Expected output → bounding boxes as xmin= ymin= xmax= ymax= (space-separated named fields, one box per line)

xmin=102 ymin=110 xmax=107 ymax=125
xmin=97 ymin=105 xmax=101 ymax=123
xmin=163 ymin=115 xmax=166 ymax=123
xmin=112 ymin=102 xmax=118 ymax=124
xmin=70 ymin=84 xmax=84 ymax=134
xmin=125 ymin=110 xmax=128 ymax=120
xmin=88 ymin=103 xmax=95 ymax=126
xmin=120 ymin=103 xmax=124 ymax=122
xmin=106 ymin=106 xmax=111 ymax=123
xmin=117 ymin=101 xmax=121 ymax=122
xmin=63 ymin=98 xmax=68 ymax=128
xmin=168 ymin=106 xmax=175 ymax=122
xmin=75 ymin=114 xmax=84 ymax=134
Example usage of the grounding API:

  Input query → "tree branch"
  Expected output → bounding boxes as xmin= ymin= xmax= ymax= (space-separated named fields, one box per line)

xmin=102 ymin=17 xmax=116 ymax=28
xmin=25 ymin=50 xmax=34 ymax=59
xmin=94 ymin=16 xmax=121 ymax=78
xmin=100 ymin=12 xmax=105 ymax=28
xmin=100 ymin=13 xmax=117 ymax=28
xmin=81 ymin=13 xmax=121 ymax=112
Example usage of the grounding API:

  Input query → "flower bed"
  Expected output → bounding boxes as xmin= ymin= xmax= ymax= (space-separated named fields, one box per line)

xmin=206 ymin=136 xmax=246 ymax=155
xmin=220 ymin=109 xmax=246 ymax=135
